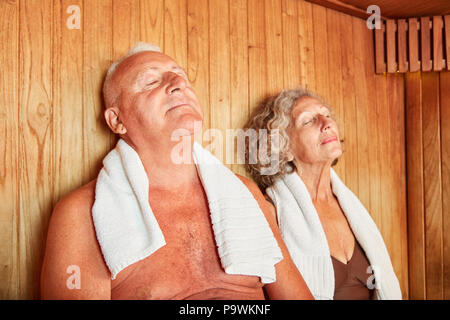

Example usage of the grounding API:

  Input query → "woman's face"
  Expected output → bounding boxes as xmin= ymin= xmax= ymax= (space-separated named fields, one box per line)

xmin=288 ymin=97 xmax=342 ymax=166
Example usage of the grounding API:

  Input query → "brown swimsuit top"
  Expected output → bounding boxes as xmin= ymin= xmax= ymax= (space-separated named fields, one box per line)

xmin=331 ymin=240 xmax=376 ymax=300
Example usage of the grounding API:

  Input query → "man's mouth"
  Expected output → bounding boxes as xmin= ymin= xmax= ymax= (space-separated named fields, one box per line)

xmin=166 ymin=103 xmax=191 ymax=113
xmin=321 ymin=136 xmax=337 ymax=145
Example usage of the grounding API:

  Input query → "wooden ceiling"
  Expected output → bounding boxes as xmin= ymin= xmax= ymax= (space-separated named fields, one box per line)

xmin=305 ymin=0 xmax=450 ymax=19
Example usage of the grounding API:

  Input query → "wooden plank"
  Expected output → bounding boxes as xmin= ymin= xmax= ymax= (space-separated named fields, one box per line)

xmin=433 ymin=16 xmax=444 ymax=71
xmin=312 ymin=4 xmax=329 ymax=100
xmin=445 ymin=16 xmax=450 ymax=70
xmin=375 ymin=72 xmax=389 ymax=246
xmin=164 ymin=0 xmax=187 ymax=69
xmin=440 ymin=71 xmax=450 ymax=299
xmin=298 ymin=0 xmax=315 ymax=90
xmin=229 ymin=0 xmax=249 ymax=176
xmin=352 ymin=17 xmax=370 ymax=211
xmin=386 ymin=19 xmax=397 ymax=73
xmin=248 ymin=0 xmax=267 ymax=111
xmin=303 ymin=0 xmax=382 ymax=20
xmin=281 ymin=0 xmax=301 ymax=89
xmin=405 ymin=72 xmax=426 ymax=300
xmin=422 ymin=72 xmax=443 ymax=299
xmin=112 ymin=0 xmax=140 ymax=60
xmin=391 ymin=72 xmax=409 ymax=298
xmin=265 ymin=0 xmax=284 ymax=96
xmin=187 ymin=0 xmax=210 ymax=138
xmin=374 ymin=24 xmax=386 ymax=74
xmin=83 ymin=0 xmax=113 ymax=183
xmin=326 ymin=9 xmax=345 ymax=180
xmin=362 ymin=18 xmax=382 ymax=236
xmin=397 ymin=19 xmax=408 ymax=72
xmin=339 ymin=12 xmax=358 ymax=195
xmin=19 ymin=0 xmax=53 ymax=299
xmin=209 ymin=0 xmax=230 ymax=164
xmin=53 ymin=0 xmax=84 ymax=203
xmin=140 ymin=0 xmax=164 ymax=47
xmin=0 ymin=0 xmax=19 ymax=299
xmin=421 ymin=17 xmax=432 ymax=72
xmin=409 ymin=18 xmax=420 ymax=72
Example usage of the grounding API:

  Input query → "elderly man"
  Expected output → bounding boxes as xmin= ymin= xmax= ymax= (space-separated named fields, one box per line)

xmin=40 ymin=43 xmax=313 ymax=300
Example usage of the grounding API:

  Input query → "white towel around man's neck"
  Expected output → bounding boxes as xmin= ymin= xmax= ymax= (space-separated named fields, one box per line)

xmin=92 ymin=139 xmax=282 ymax=283
xmin=266 ymin=168 xmax=402 ymax=300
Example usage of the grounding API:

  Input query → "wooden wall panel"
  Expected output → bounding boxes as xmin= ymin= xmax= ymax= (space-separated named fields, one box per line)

xmin=229 ymin=0 xmax=249 ymax=176
xmin=83 ymin=0 xmax=114 ymax=183
xmin=0 ymin=0 xmax=19 ymax=299
xmin=1 ymin=0 xmax=409 ymax=299
xmin=187 ymin=0 xmax=210 ymax=135
xmin=406 ymin=71 xmax=450 ymax=299
xmin=405 ymin=72 xmax=426 ymax=300
xmin=18 ymin=0 xmax=54 ymax=299
xmin=422 ymin=73 xmax=443 ymax=299
xmin=440 ymin=71 xmax=450 ymax=299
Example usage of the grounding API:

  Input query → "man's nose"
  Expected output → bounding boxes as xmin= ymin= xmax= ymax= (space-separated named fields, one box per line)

xmin=320 ymin=115 xmax=332 ymax=131
xmin=165 ymin=72 xmax=187 ymax=95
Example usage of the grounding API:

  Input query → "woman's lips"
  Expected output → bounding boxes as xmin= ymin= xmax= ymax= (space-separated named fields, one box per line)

xmin=321 ymin=136 xmax=337 ymax=145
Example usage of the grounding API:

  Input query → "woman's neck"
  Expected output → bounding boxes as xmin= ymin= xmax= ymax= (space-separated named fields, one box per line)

xmin=294 ymin=160 xmax=334 ymax=202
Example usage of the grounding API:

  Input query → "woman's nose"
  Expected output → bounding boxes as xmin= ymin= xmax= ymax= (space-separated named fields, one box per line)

xmin=166 ymin=72 xmax=187 ymax=95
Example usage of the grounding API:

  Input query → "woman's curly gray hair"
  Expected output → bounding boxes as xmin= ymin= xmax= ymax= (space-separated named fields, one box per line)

xmin=244 ymin=87 xmax=335 ymax=191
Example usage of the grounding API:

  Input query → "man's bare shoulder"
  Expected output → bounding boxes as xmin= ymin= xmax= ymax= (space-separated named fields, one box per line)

xmin=41 ymin=178 xmax=111 ymax=299
xmin=235 ymin=174 xmax=276 ymax=219
xmin=53 ymin=179 xmax=97 ymax=216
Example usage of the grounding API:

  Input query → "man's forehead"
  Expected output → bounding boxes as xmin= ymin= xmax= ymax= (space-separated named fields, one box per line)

xmin=115 ymin=51 xmax=182 ymax=80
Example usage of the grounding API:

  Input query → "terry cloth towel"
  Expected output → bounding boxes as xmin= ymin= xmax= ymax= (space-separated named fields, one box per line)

xmin=92 ymin=139 xmax=282 ymax=283
xmin=266 ymin=168 xmax=402 ymax=300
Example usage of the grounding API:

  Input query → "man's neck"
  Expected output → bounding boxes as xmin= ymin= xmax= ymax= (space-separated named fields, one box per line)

xmin=124 ymin=136 xmax=201 ymax=191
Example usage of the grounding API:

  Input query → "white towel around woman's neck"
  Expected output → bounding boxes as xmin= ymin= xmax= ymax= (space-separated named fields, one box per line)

xmin=266 ymin=168 xmax=402 ymax=300
xmin=92 ymin=139 xmax=282 ymax=283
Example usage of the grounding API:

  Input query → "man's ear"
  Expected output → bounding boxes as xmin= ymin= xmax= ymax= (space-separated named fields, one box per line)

xmin=104 ymin=107 xmax=127 ymax=134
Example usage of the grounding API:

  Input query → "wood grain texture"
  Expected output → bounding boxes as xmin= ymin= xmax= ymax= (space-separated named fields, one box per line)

xmin=433 ymin=16 xmax=444 ymax=72
xmin=352 ymin=17 xmax=371 ymax=214
xmin=421 ymin=17 xmax=432 ymax=72
xmin=83 ymin=0 xmax=114 ymax=183
xmin=140 ymin=0 xmax=164 ymax=48
xmin=386 ymin=19 xmax=397 ymax=73
xmin=405 ymin=72 xmax=426 ymax=299
xmin=439 ymin=71 xmax=450 ymax=299
xmin=445 ymin=16 xmax=450 ymax=70
xmin=326 ymin=9 xmax=345 ymax=179
xmin=187 ymin=0 xmax=210 ymax=135
xmin=339 ymin=12 xmax=359 ymax=198
xmin=19 ymin=0 xmax=54 ymax=299
xmin=421 ymin=72 xmax=443 ymax=299
xmin=312 ymin=4 xmax=329 ymax=100
xmin=397 ymin=19 xmax=407 ymax=73
xmin=374 ymin=25 xmax=386 ymax=74
xmin=208 ymin=0 xmax=230 ymax=163
xmin=229 ymin=0 xmax=249 ymax=176
xmin=298 ymin=0 xmax=316 ymax=90
xmin=0 ymin=0 xmax=19 ymax=299
xmin=409 ymin=18 xmax=420 ymax=73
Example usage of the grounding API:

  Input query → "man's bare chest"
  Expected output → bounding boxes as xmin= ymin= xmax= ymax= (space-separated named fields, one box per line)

xmin=110 ymin=195 xmax=263 ymax=299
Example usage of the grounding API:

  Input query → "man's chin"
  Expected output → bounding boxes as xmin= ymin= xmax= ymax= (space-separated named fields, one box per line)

xmin=169 ymin=116 xmax=203 ymax=137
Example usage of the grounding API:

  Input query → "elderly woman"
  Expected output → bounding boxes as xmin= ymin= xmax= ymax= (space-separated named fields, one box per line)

xmin=244 ymin=88 xmax=402 ymax=300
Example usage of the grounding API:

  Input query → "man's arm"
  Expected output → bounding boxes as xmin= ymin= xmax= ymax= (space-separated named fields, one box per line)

xmin=236 ymin=175 xmax=314 ymax=300
xmin=40 ymin=181 xmax=111 ymax=299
